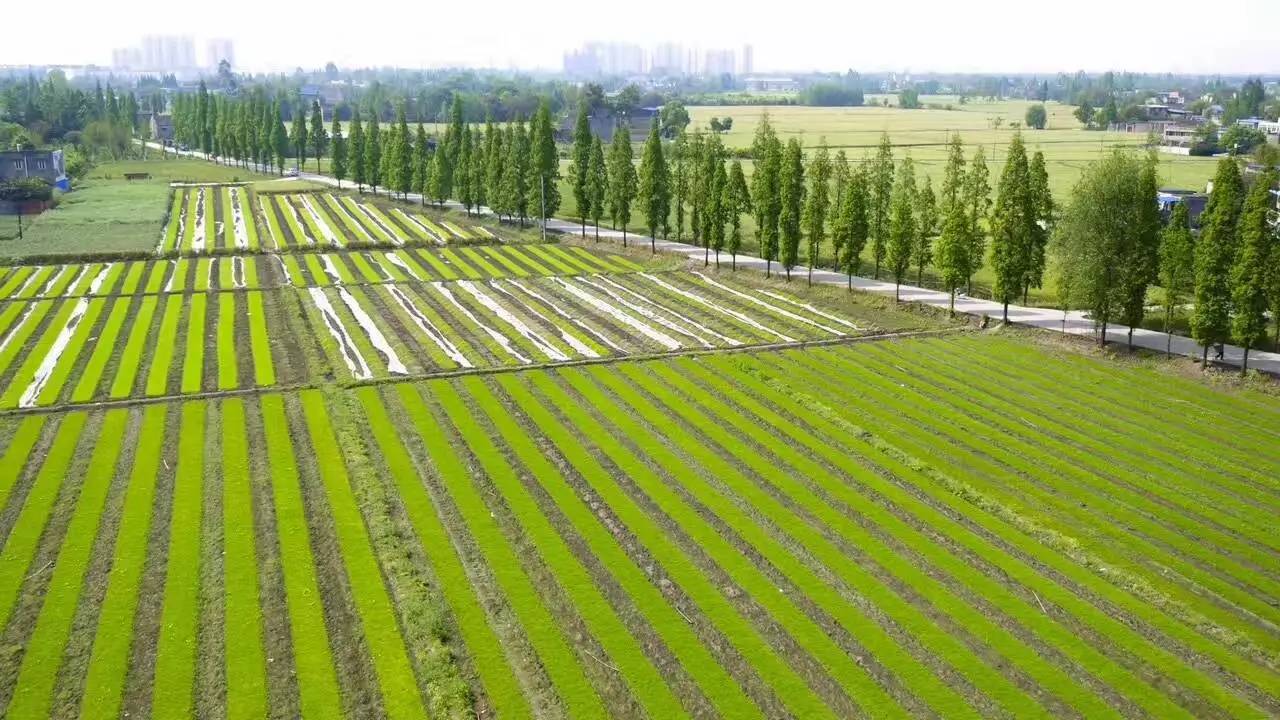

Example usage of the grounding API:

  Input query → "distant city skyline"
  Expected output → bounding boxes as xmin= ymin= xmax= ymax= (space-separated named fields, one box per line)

xmin=4 ymin=0 xmax=1280 ymax=75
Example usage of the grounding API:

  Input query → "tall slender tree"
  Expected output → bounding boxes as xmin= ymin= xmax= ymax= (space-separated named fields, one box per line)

xmin=991 ymin=132 xmax=1034 ymax=321
xmin=458 ymin=127 xmax=474 ymax=213
xmin=309 ymin=100 xmax=327 ymax=173
xmin=366 ymin=113 xmax=382 ymax=192
xmin=586 ymin=135 xmax=608 ymax=241
xmin=1025 ymin=149 xmax=1054 ymax=303
xmin=606 ymin=125 xmax=637 ymax=245
xmin=751 ymin=113 xmax=783 ymax=276
xmin=725 ymin=160 xmax=751 ymax=269
xmin=934 ymin=192 xmax=971 ymax=313
xmin=829 ymin=150 xmax=850 ymax=264
xmin=394 ymin=107 xmax=412 ymax=199
xmin=508 ymin=120 xmax=532 ymax=226
xmin=778 ymin=138 xmax=806 ymax=280
xmin=289 ymin=104 xmax=307 ymax=172
xmin=485 ymin=127 xmax=505 ymax=218
xmin=330 ymin=115 xmax=346 ymax=188
xmin=637 ymin=117 xmax=671 ymax=253
xmin=887 ymin=156 xmax=918 ymax=299
xmin=1117 ymin=158 xmax=1162 ymax=349
xmin=569 ymin=103 xmax=593 ymax=235
xmin=963 ymin=146 xmax=992 ymax=294
xmin=1230 ymin=171 xmax=1277 ymax=371
xmin=412 ymin=124 xmax=430 ymax=204
xmin=838 ymin=164 xmax=870 ymax=287
xmin=671 ymin=130 xmax=690 ymax=240
xmin=869 ymin=132 xmax=895 ymax=277
xmin=914 ymin=176 xmax=938 ymax=286
xmin=349 ymin=110 xmax=366 ymax=191
xmin=803 ymin=140 xmax=831 ymax=283
xmin=1191 ymin=158 xmax=1244 ymax=364
xmin=1158 ymin=202 xmax=1195 ymax=355
xmin=528 ymin=100 xmax=561 ymax=226
xmin=708 ymin=159 xmax=728 ymax=266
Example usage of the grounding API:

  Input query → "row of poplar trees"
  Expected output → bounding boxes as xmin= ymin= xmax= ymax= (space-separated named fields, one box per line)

xmin=1053 ymin=151 xmax=1278 ymax=371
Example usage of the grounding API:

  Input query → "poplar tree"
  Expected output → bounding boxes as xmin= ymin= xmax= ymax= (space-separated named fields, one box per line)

xmin=940 ymin=133 xmax=966 ymax=217
xmin=508 ymin=120 xmax=532 ymax=226
xmin=290 ymin=104 xmax=307 ymax=172
xmin=1191 ymin=158 xmax=1244 ymax=364
xmin=637 ymin=117 xmax=671 ymax=253
xmin=272 ymin=103 xmax=288 ymax=174
xmin=934 ymin=193 xmax=971 ymax=313
xmin=725 ymin=160 xmax=751 ymax=269
xmin=778 ymin=138 xmax=805 ymax=280
xmin=309 ymin=100 xmax=327 ymax=172
xmin=887 ymin=156 xmax=918 ymax=300
xmin=709 ymin=160 xmax=728 ymax=266
xmin=569 ymin=103 xmax=593 ymax=235
xmin=606 ymin=125 xmax=637 ymax=245
xmin=395 ymin=107 xmax=412 ymax=199
xmin=485 ymin=128 xmax=505 ymax=218
xmin=869 ymin=132 xmax=895 ymax=277
xmin=458 ymin=127 xmax=474 ymax=214
xmin=428 ymin=137 xmax=451 ymax=206
xmin=688 ymin=132 xmax=708 ymax=249
xmin=469 ymin=130 xmax=486 ymax=215
xmin=963 ymin=147 xmax=991 ymax=294
xmin=528 ymin=100 xmax=561 ymax=224
xmin=803 ymin=141 xmax=831 ymax=283
xmin=380 ymin=132 xmax=396 ymax=199
xmin=838 ymin=164 xmax=870 ymax=287
xmin=1117 ymin=159 xmax=1162 ymax=349
xmin=349 ymin=110 xmax=366 ymax=191
xmin=991 ymin=132 xmax=1034 ymax=321
xmin=1158 ymin=203 xmax=1195 ymax=354
xmin=331 ymin=116 xmax=347 ymax=188
xmin=751 ymin=113 xmax=783 ymax=275
xmin=259 ymin=102 xmax=275 ymax=172
xmin=1025 ymin=149 xmax=1054 ymax=303
xmin=412 ymin=124 xmax=429 ymax=204
xmin=1230 ymin=171 xmax=1277 ymax=371
xmin=829 ymin=150 xmax=850 ymax=263
xmin=586 ymin=135 xmax=608 ymax=240
xmin=366 ymin=113 xmax=382 ymax=192
xmin=914 ymin=176 xmax=938 ymax=286
xmin=671 ymin=131 xmax=689 ymax=240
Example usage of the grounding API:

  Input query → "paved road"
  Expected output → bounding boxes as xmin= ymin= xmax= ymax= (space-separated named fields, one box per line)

xmin=146 ymin=142 xmax=1280 ymax=375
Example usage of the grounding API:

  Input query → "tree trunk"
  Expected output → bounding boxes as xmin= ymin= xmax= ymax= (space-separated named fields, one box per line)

xmin=594 ymin=222 xmax=600 ymax=242
xmin=1242 ymin=347 xmax=1250 ymax=374
xmin=704 ymin=245 xmax=709 ymax=266
xmin=848 ymin=273 xmax=852 ymax=290
xmin=1202 ymin=343 xmax=1209 ymax=367
xmin=967 ymin=275 xmax=973 ymax=296
xmin=766 ymin=259 xmax=771 ymax=278
xmin=916 ymin=266 xmax=922 ymax=286
xmin=1164 ymin=305 xmax=1173 ymax=356
xmin=1127 ymin=325 xmax=1134 ymax=351
xmin=732 ymin=253 xmax=736 ymax=270
xmin=1099 ymin=319 xmax=1108 ymax=347
xmin=1002 ymin=301 xmax=1008 ymax=323
xmin=895 ymin=282 xmax=900 ymax=302
xmin=622 ymin=229 xmax=627 ymax=247
xmin=949 ymin=289 xmax=955 ymax=316
xmin=581 ymin=218 xmax=586 ymax=237
xmin=807 ymin=265 xmax=812 ymax=286
xmin=1022 ymin=283 xmax=1029 ymax=306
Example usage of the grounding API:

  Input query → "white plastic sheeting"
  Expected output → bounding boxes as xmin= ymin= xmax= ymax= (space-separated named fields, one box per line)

xmin=433 ymin=282 xmax=530 ymax=363
xmin=308 ymin=287 xmax=371 ymax=379
xmin=385 ymin=285 xmax=472 ymax=367
xmin=457 ymin=280 xmax=569 ymax=361
xmin=337 ymin=287 xmax=408 ymax=374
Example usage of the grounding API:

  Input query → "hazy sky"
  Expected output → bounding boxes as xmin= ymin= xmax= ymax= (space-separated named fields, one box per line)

xmin=6 ymin=0 xmax=1279 ymax=75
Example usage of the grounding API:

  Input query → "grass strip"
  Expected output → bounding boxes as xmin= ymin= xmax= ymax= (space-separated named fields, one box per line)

xmin=94 ymin=262 xmax=127 ymax=296
xmin=180 ymin=293 xmax=208 ymax=394
xmin=319 ymin=194 xmax=373 ymax=243
xmin=0 ymin=301 xmax=24 ymax=337
xmin=412 ymin=249 xmax=459 ymax=280
xmin=342 ymin=197 xmax=397 ymax=244
xmin=0 ymin=412 xmax=87 ymax=631
xmin=246 ymin=292 xmax=276 ymax=386
xmin=358 ymin=387 xmax=530 ymax=717
xmin=259 ymin=394 xmax=343 ymax=716
xmin=144 ymin=294 xmax=184 ymax=397
xmin=298 ymin=390 xmax=429 ymax=720
xmin=170 ymin=258 xmax=190 ymax=292
xmin=242 ymin=189 xmax=261 ymax=250
xmin=14 ymin=266 xmax=56 ymax=299
xmin=438 ymin=249 xmax=485 ymax=279
xmin=302 ymin=254 xmax=334 ymax=286
xmin=151 ymin=401 xmax=206 ymax=719
xmin=66 ymin=264 xmax=103 ymax=296
xmin=456 ymin=248 xmax=509 ymax=278
xmin=0 ymin=298 xmax=79 ymax=407
xmin=360 ymin=202 xmax=412 ymax=245
xmin=142 ymin=262 xmax=169 ymax=294
xmin=499 ymin=245 xmax=556 ymax=276
xmin=519 ymin=244 xmax=579 ymax=275
xmin=568 ymin=245 xmax=643 ymax=272
xmin=275 ymin=195 xmax=311 ymax=246
xmin=217 ymin=293 xmax=238 ymax=390
xmin=222 ymin=399 xmax=268 ymax=719
xmin=258 ymin=195 xmax=286 ymax=249
xmin=348 ymin=253 xmax=387 ymax=283
xmin=453 ymin=377 xmax=686 ymax=717
xmin=0 ymin=266 xmax=35 ymax=298
xmin=108 ymin=295 xmax=157 ymax=399
xmin=397 ymin=383 xmax=608 ymax=717
xmin=281 ymin=254 xmax=307 ymax=287
xmin=0 ymin=300 xmax=53 ymax=379
xmin=192 ymin=258 xmax=213 ymax=292
xmin=0 ymin=415 xmax=46 ymax=512
xmin=118 ymin=261 xmax=146 ymax=294
xmin=499 ymin=374 xmax=765 ymax=718
xmin=31 ymin=297 xmax=109 ymax=407
xmin=8 ymin=410 xmax=127 ymax=719
xmin=78 ymin=405 xmax=166 ymax=719
xmin=540 ymin=246 xmax=600 ymax=274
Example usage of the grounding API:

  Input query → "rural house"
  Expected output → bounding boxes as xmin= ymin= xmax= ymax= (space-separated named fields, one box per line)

xmin=0 ymin=149 xmax=67 ymax=188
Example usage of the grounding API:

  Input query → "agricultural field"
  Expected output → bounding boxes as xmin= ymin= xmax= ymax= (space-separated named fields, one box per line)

xmin=161 ymin=186 xmax=502 ymax=253
xmin=0 ymin=190 xmax=1277 ymax=720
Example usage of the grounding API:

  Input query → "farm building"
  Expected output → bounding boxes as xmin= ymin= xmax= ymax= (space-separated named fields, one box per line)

xmin=0 ymin=149 xmax=67 ymax=187
xmin=556 ymin=106 xmax=660 ymax=143
xmin=1156 ymin=189 xmax=1208 ymax=227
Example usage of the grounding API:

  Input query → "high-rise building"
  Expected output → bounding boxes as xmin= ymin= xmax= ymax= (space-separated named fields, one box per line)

xmin=651 ymin=43 xmax=684 ymax=76
xmin=562 ymin=42 xmax=645 ymax=76
xmin=134 ymin=35 xmax=195 ymax=71
xmin=703 ymin=49 xmax=736 ymax=77
xmin=740 ymin=44 xmax=754 ymax=75
xmin=206 ymin=38 xmax=235 ymax=70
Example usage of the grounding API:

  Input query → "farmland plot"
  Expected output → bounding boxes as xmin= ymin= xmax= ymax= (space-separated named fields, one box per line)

xmin=163 ymin=185 xmax=260 ymax=254
xmin=0 ymin=258 xmax=263 ymax=300
xmin=0 ymin=287 xmax=298 ymax=407
xmin=254 ymin=193 xmax=480 ymax=249
xmin=300 ymin=271 xmax=862 ymax=379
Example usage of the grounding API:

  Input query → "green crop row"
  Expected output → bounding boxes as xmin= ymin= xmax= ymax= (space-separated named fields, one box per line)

xmin=221 ymin=399 xmax=268 ymax=719
xmin=395 ymin=383 xmax=609 ymax=718
xmin=0 ymin=297 xmax=79 ymax=407
xmin=716 ymin=349 xmax=1273 ymax=717
xmin=150 ymin=402 xmax=206 ymax=719
xmin=8 ymin=410 xmax=127 ymax=718
xmin=79 ymin=404 xmax=168 ymax=719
